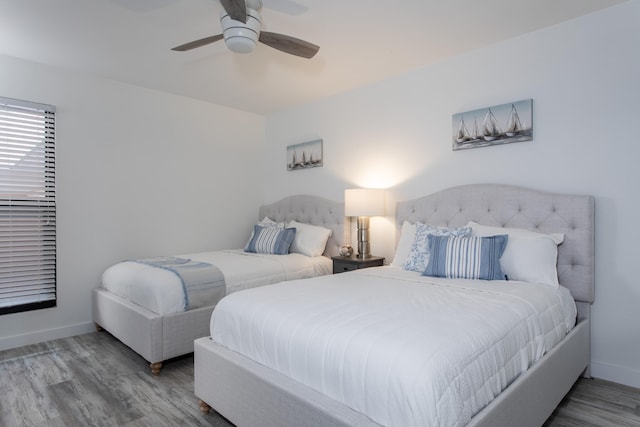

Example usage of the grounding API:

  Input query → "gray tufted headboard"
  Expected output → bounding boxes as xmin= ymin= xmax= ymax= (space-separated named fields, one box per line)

xmin=259 ymin=195 xmax=346 ymax=258
xmin=396 ymin=184 xmax=595 ymax=321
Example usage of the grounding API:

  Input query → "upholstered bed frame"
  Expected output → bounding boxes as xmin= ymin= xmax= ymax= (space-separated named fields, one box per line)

xmin=93 ymin=195 xmax=345 ymax=374
xmin=194 ymin=184 xmax=595 ymax=426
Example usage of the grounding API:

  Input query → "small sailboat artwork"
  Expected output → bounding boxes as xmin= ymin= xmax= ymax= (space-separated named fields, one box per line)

xmin=456 ymin=117 xmax=471 ymax=143
xmin=288 ymin=150 xmax=298 ymax=169
xmin=481 ymin=108 xmax=502 ymax=141
xmin=287 ymin=140 xmax=324 ymax=171
xmin=471 ymin=117 xmax=481 ymax=140
xmin=455 ymin=116 xmax=484 ymax=144
xmin=505 ymin=104 xmax=524 ymax=137
xmin=452 ymin=99 xmax=532 ymax=150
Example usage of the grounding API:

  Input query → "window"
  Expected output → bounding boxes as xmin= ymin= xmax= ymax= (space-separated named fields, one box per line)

xmin=0 ymin=97 xmax=56 ymax=315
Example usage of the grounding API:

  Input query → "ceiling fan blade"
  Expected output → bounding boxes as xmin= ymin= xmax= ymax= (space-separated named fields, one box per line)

xmin=258 ymin=31 xmax=319 ymax=59
xmin=171 ymin=34 xmax=224 ymax=51
xmin=220 ymin=0 xmax=247 ymax=23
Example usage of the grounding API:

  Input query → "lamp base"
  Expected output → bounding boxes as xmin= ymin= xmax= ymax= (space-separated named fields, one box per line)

xmin=356 ymin=216 xmax=371 ymax=258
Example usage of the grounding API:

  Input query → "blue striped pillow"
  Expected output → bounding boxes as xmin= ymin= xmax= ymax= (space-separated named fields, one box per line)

xmin=245 ymin=225 xmax=296 ymax=255
xmin=422 ymin=234 xmax=508 ymax=280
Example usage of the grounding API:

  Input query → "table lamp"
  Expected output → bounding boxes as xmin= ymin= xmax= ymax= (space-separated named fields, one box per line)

xmin=345 ymin=188 xmax=385 ymax=258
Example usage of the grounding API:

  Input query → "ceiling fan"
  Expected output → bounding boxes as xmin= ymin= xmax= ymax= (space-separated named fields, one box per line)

xmin=171 ymin=0 xmax=319 ymax=59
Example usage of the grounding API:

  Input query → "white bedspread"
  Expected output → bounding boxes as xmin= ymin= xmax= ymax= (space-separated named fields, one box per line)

xmin=102 ymin=250 xmax=331 ymax=315
xmin=210 ymin=266 xmax=576 ymax=427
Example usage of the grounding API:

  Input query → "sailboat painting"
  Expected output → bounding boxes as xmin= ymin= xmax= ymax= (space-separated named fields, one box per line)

xmin=287 ymin=139 xmax=323 ymax=171
xmin=452 ymin=99 xmax=532 ymax=150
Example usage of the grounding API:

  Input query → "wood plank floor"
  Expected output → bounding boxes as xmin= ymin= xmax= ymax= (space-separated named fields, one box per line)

xmin=1 ymin=331 xmax=639 ymax=426
xmin=0 ymin=332 xmax=231 ymax=426
xmin=545 ymin=377 xmax=640 ymax=427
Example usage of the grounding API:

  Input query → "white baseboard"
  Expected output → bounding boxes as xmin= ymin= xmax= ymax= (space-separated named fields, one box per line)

xmin=0 ymin=322 xmax=96 ymax=352
xmin=591 ymin=360 xmax=640 ymax=389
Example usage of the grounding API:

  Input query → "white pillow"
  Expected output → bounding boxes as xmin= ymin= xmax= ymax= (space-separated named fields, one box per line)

xmin=391 ymin=221 xmax=416 ymax=267
xmin=286 ymin=220 xmax=332 ymax=257
xmin=468 ymin=221 xmax=564 ymax=287
xmin=259 ymin=217 xmax=281 ymax=226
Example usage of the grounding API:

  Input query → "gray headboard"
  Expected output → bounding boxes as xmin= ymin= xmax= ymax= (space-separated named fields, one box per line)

xmin=396 ymin=184 xmax=594 ymax=320
xmin=259 ymin=195 xmax=346 ymax=258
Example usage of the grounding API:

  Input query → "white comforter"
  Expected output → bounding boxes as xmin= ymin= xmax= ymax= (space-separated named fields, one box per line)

xmin=210 ymin=266 xmax=576 ymax=427
xmin=102 ymin=249 xmax=331 ymax=315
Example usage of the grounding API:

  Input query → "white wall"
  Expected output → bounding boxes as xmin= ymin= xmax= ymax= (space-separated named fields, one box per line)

xmin=0 ymin=55 xmax=265 ymax=350
xmin=264 ymin=1 xmax=640 ymax=388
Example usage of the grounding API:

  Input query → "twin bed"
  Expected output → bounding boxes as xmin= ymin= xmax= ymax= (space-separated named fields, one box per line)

xmin=93 ymin=195 xmax=346 ymax=374
xmin=194 ymin=184 xmax=595 ymax=426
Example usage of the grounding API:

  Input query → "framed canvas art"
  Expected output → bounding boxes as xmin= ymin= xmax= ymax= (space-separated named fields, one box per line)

xmin=287 ymin=140 xmax=323 ymax=171
xmin=452 ymin=99 xmax=533 ymax=150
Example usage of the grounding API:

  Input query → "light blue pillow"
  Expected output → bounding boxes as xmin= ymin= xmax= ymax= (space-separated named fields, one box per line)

xmin=403 ymin=223 xmax=471 ymax=272
xmin=244 ymin=218 xmax=285 ymax=251
xmin=245 ymin=225 xmax=296 ymax=255
xmin=422 ymin=234 xmax=508 ymax=280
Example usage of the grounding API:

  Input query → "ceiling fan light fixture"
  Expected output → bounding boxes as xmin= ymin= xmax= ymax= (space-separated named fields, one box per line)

xmin=220 ymin=8 xmax=262 ymax=54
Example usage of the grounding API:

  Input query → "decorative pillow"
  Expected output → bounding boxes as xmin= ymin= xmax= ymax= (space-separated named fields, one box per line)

xmin=245 ymin=225 xmax=296 ymax=255
xmin=244 ymin=217 xmax=285 ymax=251
xmin=391 ymin=221 xmax=416 ymax=267
xmin=468 ymin=221 xmax=564 ymax=287
xmin=423 ymin=234 xmax=508 ymax=280
xmin=286 ymin=220 xmax=332 ymax=257
xmin=403 ymin=223 xmax=472 ymax=272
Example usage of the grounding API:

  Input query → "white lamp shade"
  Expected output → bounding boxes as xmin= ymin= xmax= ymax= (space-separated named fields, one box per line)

xmin=345 ymin=188 xmax=385 ymax=217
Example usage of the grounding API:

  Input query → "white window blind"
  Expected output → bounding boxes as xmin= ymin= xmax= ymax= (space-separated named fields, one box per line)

xmin=0 ymin=97 xmax=56 ymax=315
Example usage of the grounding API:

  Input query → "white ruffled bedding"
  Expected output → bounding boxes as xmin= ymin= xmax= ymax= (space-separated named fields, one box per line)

xmin=101 ymin=249 xmax=331 ymax=315
xmin=210 ymin=266 xmax=576 ymax=427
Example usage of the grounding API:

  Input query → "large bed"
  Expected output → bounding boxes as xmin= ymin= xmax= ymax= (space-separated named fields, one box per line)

xmin=93 ymin=195 xmax=346 ymax=374
xmin=194 ymin=184 xmax=595 ymax=426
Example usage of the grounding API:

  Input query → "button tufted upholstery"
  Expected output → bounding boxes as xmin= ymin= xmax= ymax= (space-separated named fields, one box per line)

xmin=259 ymin=195 xmax=346 ymax=258
xmin=396 ymin=184 xmax=595 ymax=314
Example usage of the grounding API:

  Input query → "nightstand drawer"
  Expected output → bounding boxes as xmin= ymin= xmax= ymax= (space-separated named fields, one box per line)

xmin=333 ymin=261 xmax=359 ymax=274
xmin=331 ymin=255 xmax=384 ymax=274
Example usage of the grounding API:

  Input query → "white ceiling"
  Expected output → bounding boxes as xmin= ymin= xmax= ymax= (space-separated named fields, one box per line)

xmin=0 ymin=0 xmax=628 ymax=115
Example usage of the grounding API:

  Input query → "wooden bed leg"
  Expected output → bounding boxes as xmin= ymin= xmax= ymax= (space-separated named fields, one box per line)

xmin=199 ymin=399 xmax=211 ymax=414
xmin=150 ymin=362 xmax=163 ymax=375
xmin=95 ymin=323 xmax=104 ymax=332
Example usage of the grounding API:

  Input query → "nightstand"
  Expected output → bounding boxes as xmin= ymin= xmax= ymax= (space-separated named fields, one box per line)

xmin=331 ymin=255 xmax=385 ymax=274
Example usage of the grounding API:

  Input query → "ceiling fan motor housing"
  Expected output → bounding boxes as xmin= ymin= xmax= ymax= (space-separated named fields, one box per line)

xmin=220 ymin=8 xmax=262 ymax=54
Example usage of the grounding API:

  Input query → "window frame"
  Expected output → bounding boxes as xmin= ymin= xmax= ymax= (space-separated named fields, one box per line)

xmin=0 ymin=96 xmax=56 ymax=315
